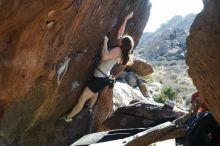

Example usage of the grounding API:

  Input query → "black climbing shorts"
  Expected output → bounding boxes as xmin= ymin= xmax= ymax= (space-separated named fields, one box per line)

xmin=87 ymin=76 xmax=108 ymax=93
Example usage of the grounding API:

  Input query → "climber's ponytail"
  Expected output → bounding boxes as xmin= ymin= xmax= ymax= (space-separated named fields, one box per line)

xmin=120 ymin=35 xmax=134 ymax=66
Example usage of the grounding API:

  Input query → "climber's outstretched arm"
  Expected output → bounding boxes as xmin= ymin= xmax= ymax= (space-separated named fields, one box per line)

xmin=101 ymin=36 xmax=121 ymax=60
xmin=117 ymin=12 xmax=133 ymax=39
xmin=101 ymin=36 xmax=109 ymax=56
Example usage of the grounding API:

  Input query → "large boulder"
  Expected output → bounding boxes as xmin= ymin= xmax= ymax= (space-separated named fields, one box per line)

xmin=112 ymin=82 xmax=150 ymax=111
xmin=186 ymin=0 xmax=220 ymax=124
xmin=126 ymin=58 xmax=153 ymax=76
xmin=103 ymin=101 xmax=186 ymax=130
xmin=0 ymin=0 xmax=151 ymax=145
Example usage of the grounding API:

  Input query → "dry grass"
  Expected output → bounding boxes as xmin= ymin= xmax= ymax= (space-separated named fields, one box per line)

xmin=140 ymin=59 xmax=196 ymax=109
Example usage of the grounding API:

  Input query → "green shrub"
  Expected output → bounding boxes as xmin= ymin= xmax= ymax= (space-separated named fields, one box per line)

xmin=170 ymin=61 xmax=177 ymax=66
xmin=154 ymin=86 xmax=178 ymax=103
xmin=182 ymin=96 xmax=186 ymax=100
xmin=154 ymin=94 xmax=168 ymax=103
xmin=163 ymin=86 xmax=177 ymax=100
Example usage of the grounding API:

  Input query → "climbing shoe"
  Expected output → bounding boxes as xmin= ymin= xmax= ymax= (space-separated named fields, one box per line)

xmin=63 ymin=117 xmax=72 ymax=123
xmin=59 ymin=116 xmax=72 ymax=123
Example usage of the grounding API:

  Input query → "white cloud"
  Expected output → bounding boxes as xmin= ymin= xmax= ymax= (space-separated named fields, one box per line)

xmin=144 ymin=0 xmax=204 ymax=32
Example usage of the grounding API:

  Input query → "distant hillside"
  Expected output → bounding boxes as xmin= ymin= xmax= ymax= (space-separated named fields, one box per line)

xmin=136 ymin=14 xmax=196 ymax=61
xmin=134 ymin=14 xmax=197 ymax=108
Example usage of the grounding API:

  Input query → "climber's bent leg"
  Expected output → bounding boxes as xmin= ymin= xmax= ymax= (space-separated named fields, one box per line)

xmin=67 ymin=87 xmax=96 ymax=119
xmin=88 ymin=93 xmax=98 ymax=112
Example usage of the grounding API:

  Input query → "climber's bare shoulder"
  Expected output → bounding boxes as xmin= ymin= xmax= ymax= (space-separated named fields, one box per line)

xmin=102 ymin=47 xmax=121 ymax=60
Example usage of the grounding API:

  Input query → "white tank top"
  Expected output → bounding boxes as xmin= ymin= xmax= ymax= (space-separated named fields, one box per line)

xmin=93 ymin=59 xmax=118 ymax=78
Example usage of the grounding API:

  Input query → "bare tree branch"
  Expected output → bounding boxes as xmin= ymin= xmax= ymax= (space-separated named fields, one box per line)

xmin=124 ymin=122 xmax=188 ymax=146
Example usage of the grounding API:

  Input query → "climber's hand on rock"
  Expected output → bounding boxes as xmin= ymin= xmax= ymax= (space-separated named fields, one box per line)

xmin=104 ymin=35 xmax=109 ymax=42
xmin=125 ymin=11 xmax=133 ymax=21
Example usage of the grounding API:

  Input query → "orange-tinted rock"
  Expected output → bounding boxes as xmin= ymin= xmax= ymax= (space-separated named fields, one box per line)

xmin=0 ymin=0 xmax=151 ymax=145
xmin=126 ymin=58 xmax=153 ymax=76
xmin=186 ymin=0 xmax=220 ymax=124
xmin=111 ymin=63 xmax=125 ymax=78
xmin=93 ymin=87 xmax=113 ymax=132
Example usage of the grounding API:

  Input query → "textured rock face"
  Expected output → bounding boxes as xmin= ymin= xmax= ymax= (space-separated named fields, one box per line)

xmin=112 ymin=82 xmax=151 ymax=111
xmin=0 ymin=0 xmax=151 ymax=145
xmin=103 ymin=102 xmax=186 ymax=130
xmin=186 ymin=0 xmax=220 ymax=124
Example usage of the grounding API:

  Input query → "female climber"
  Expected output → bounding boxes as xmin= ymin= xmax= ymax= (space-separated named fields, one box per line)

xmin=63 ymin=12 xmax=134 ymax=122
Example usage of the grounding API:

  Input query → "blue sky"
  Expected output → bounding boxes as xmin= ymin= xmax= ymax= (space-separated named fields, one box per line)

xmin=144 ymin=0 xmax=204 ymax=32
